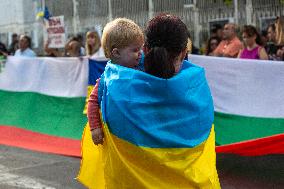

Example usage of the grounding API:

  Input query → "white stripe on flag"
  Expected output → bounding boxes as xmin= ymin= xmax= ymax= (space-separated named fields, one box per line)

xmin=0 ymin=57 xmax=88 ymax=97
xmin=189 ymin=55 xmax=284 ymax=118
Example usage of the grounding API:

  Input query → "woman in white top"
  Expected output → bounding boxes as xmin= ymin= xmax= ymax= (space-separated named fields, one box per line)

xmin=14 ymin=35 xmax=36 ymax=57
xmin=85 ymin=31 xmax=105 ymax=58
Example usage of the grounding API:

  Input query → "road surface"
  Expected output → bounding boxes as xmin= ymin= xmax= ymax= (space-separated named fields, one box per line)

xmin=0 ymin=145 xmax=283 ymax=189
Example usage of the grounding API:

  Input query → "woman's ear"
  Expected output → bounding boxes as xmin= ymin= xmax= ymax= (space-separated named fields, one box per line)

xmin=180 ymin=48 xmax=188 ymax=60
xmin=111 ymin=48 xmax=120 ymax=58
xmin=143 ymin=45 xmax=149 ymax=54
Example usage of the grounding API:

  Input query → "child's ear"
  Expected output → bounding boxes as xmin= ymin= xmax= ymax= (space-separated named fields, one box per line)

xmin=111 ymin=48 xmax=120 ymax=58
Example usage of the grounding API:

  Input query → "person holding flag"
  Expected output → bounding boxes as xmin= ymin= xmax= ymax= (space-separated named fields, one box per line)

xmin=78 ymin=14 xmax=220 ymax=189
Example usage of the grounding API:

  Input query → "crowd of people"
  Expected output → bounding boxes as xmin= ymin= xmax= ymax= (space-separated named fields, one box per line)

xmin=0 ymin=30 xmax=104 ymax=59
xmin=1 ymin=13 xmax=283 ymax=188
xmin=204 ymin=16 xmax=284 ymax=61
xmin=0 ymin=16 xmax=283 ymax=62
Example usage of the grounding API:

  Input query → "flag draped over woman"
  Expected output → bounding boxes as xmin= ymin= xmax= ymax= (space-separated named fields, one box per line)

xmin=77 ymin=60 xmax=220 ymax=189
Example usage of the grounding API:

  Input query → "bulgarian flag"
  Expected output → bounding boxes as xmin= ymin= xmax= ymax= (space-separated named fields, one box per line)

xmin=0 ymin=57 xmax=88 ymax=157
xmin=190 ymin=55 xmax=284 ymax=156
xmin=1 ymin=55 xmax=284 ymax=158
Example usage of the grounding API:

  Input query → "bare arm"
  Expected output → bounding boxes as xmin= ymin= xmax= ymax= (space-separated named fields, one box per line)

xmin=259 ymin=47 xmax=268 ymax=60
xmin=44 ymin=40 xmax=62 ymax=57
xmin=0 ymin=50 xmax=8 ymax=57
xmin=237 ymin=49 xmax=242 ymax=58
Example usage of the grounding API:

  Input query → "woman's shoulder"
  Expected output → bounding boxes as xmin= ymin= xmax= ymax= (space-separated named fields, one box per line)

xmin=181 ymin=60 xmax=204 ymax=72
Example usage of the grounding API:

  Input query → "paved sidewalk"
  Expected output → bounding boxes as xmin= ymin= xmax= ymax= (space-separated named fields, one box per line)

xmin=0 ymin=145 xmax=283 ymax=189
xmin=217 ymin=153 xmax=284 ymax=189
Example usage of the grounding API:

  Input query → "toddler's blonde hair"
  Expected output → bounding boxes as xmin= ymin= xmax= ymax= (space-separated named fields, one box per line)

xmin=101 ymin=18 xmax=143 ymax=58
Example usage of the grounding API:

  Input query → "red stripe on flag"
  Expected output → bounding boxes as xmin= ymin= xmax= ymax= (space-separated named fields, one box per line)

xmin=216 ymin=134 xmax=284 ymax=156
xmin=2 ymin=125 xmax=283 ymax=157
xmin=0 ymin=125 xmax=81 ymax=157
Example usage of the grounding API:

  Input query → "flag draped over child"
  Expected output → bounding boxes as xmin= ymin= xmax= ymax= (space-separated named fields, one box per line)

xmin=77 ymin=60 xmax=220 ymax=189
xmin=83 ymin=58 xmax=108 ymax=114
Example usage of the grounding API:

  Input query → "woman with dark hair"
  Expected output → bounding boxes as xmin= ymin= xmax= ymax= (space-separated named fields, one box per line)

xmin=78 ymin=14 xmax=220 ymax=188
xmin=143 ymin=14 xmax=189 ymax=78
xmin=206 ymin=36 xmax=221 ymax=56
xmin=238 ymin=25 xmax=268 ymax=60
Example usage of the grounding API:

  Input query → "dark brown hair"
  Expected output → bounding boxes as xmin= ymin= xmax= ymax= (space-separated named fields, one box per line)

xmin=21 ymin=35 xmax=32 ymax=48
xmin=144 ymin=14 xmax=188 ymax=79
xmin=242 ymin=25 xmax=262 ymax=46
xmin=206 ymin=36 xmax=221 ymax=55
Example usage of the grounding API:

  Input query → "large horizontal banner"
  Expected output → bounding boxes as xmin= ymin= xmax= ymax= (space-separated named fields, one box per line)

xmin=189 ymin=55 xmax=284 ymax=156
xmin=0 ymin=57 xmax=89 ymax=156
xmin=0 ymin=55 xmax=283 ymax=156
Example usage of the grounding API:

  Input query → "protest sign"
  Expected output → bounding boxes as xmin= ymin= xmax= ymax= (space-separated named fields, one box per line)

xmin=45 ymin=16 xmax=65 ymax=48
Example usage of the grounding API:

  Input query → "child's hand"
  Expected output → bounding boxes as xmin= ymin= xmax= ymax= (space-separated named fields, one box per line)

xmin=91 ymin=127 xmax=104 ymax=145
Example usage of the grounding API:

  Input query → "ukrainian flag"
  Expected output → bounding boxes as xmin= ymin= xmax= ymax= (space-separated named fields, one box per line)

xmin=83 ymin=58 xmax=108 ymax=114
xmin=77 ymin=60 xmax=220 ymax=188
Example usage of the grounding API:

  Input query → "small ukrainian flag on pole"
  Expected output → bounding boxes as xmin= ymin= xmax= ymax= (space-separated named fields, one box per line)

xmin=36 ymin=10 xmax=44 ymax=20
xmin=36 ymin=7 xmax=51 ymax=20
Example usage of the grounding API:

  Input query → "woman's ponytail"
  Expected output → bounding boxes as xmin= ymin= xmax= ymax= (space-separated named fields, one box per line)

xmin=144 ymin=47 xmax=175 ymax=79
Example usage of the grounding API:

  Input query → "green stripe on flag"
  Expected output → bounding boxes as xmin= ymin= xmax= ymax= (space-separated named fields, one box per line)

xmin=0 ymin=90 xmax=87 ymax=139
xmin=215 ymin=112 xmax=284 ymax=145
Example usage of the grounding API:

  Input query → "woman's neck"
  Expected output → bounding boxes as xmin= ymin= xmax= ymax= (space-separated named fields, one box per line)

xmin=246 ymin=43 xmax=258 ymax=50
xmin=173 ymin=59 xmax=183 ymax=74
xmin=174 ymin=49 xmax=187 ymax=74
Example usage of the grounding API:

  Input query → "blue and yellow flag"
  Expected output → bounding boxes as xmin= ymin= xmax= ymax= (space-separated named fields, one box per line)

xmin=83 ymin=59 xmax=108 ymax=114
xmin=36 ymin=6 xmax=51 ymax=20
xmin=77 ymin=60 xmax=220 ymax=188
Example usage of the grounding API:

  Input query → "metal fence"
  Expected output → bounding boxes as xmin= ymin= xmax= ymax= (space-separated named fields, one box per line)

xmin=44 ymin=0 xmax=284 ymax=47
xmin=0 ymin=0 xmax=284 ymax=53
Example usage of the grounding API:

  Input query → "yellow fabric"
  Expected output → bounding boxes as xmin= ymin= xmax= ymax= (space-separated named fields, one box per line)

xmin=77 ymin=123 xmax=105 ymax=188
xmin=77 ymin=123 xmax=220 ymax=189
xmin=83 ymin=85 xmax=95 ymax=114
xmin=36 ymin=11 xmax=44 ymax=19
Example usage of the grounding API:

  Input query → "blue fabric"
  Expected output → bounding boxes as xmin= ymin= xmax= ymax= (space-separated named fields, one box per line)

xmin=88 ymin=59 xmax=108 ymax=85
xmin=44 ymin=6 xmax=51 ymax=20
xmin=101 ymin=60 xmax=214 ymax=148
xmin=90 ymin=51 xmax=144 ymax=86
xmin=98 ymin=73 xmax=104 ymax=107
xmin=137 ymin=50 xmax=145 ymax=71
